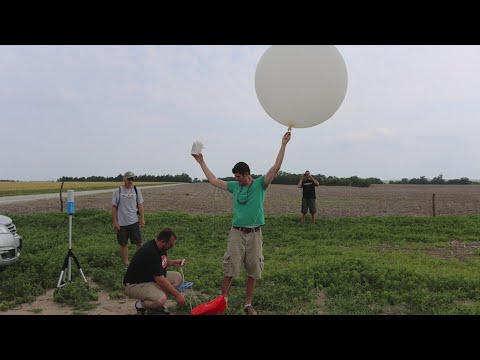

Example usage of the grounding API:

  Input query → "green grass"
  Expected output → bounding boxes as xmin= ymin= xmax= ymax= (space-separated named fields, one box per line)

xmin=1 ymin=209 xmax=480 ymax=314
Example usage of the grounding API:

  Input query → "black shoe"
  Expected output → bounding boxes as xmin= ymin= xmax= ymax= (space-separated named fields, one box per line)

xmin=135 ymin=300 xmax=146 ymax=315
xmin=147 ymin=307 xmax=170 ymax=315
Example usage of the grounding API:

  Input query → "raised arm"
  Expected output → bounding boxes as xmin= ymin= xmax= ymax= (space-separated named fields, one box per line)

xmin=310 ymin=175 xmax=320 ymax=187
xmin=297 ymin=174 xmax=304 ymax=188
xmin=192 ymin=153 xmax=228 ymax=190
xmin=264 ymin=131 xmax=291 ymax=186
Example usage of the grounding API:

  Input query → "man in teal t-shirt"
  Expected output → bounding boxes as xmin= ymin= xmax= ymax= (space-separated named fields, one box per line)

xmin=192 ymin=131 xmax=291 ymax=315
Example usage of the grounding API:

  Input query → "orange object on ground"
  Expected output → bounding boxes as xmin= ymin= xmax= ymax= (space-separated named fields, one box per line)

xmin=191 ymin=295 xmax=227 ymax=315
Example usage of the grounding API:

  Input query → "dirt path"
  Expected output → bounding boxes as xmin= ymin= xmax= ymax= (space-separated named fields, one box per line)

xmin=0 ymin=183 xmax=184 ymax=205
xmin=1 ymin=280 xmax=178 ymax=315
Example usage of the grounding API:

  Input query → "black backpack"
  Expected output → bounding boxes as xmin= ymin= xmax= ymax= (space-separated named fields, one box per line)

xmin=117 ymin=186 xmax=139 ymax=215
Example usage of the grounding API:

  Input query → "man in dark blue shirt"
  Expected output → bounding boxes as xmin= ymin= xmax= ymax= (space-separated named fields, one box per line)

xmin=124 ymin=228 xmax=186 ymax=315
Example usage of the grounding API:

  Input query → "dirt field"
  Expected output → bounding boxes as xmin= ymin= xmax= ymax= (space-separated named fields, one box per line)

xmin=1 ymin=183 xmax=480 ymax=217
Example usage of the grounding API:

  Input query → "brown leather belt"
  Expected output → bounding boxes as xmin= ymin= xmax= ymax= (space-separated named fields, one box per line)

xmin=233 ymin=226 xmax=260 ymax=234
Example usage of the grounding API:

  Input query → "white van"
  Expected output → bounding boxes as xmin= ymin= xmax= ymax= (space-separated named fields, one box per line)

xmin=0 ymin=215 xmax=22 ymax=271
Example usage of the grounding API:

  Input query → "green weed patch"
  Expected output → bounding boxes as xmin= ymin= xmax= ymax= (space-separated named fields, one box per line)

xmin=1 ymin=210 xmax=480 ymax=314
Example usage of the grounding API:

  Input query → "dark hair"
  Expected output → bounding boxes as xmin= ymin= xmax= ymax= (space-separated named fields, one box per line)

xmin=156 ymin=228 xmax=177 ymax=242
xmin=232 ymin=162 xmax=250 ymax=175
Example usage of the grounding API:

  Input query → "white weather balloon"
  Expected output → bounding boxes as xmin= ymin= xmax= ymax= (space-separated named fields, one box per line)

xmin=255 ymin=45 xmax=348 ymax=129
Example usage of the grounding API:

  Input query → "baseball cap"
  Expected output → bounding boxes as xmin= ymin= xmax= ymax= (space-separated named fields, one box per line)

xmin=124 ymin=171 xmax=135 ymax=178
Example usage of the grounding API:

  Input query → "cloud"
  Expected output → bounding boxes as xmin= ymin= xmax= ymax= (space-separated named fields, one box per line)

xmin=376 ymin=127 xmax=394 ymax=136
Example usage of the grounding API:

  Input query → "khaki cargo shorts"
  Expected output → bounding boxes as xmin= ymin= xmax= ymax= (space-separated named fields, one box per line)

xmin=223 ymin=227 xmax=264 ymax=279
xmin=124 ymin=271 xmax=182 ymax=301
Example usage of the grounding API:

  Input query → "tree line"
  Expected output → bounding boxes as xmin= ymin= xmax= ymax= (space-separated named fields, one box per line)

xmin=56 ymin=172 xmax=478 ymax=187
xmin=57 ymin=173 xmax=193 ymax=183
xmin=219 ymin=171 xmax=382 ymax=187
xmin=388 ymin=174 xmax=478 ymax=185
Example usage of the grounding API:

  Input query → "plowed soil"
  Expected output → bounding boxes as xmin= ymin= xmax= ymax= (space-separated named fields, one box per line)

xmin=2 ymin=184 xmax=480 ymax=217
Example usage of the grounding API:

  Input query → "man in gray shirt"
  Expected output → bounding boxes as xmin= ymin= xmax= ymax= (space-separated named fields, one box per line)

xmin=112 ymin=171 xmax=145 ymax=266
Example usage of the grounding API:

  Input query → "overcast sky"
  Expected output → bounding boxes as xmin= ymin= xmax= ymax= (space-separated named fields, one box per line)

xmin=1 ymin=45 xmax=479 ymax=181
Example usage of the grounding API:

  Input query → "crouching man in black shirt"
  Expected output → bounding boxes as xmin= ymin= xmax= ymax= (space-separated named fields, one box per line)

xmin=124 ymin=228 xmax=186 ymax=315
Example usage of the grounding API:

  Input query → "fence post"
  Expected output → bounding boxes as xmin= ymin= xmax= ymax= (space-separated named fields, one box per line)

xmin=432 ymin=193 xmax=436 ymax=217
xmin=60 ymin=181 xmax=64 ymax=212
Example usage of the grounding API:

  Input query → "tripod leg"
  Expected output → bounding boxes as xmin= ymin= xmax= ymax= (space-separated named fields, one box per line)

xmin=70 ymin=251 xmax=88 ymax=283
xmin=57 ymin=252 xmax=70 ymax=288
xmin=68 ymin=253 xmax=72 ymax=282
xmin=78 ymin=269 xmax=87 ymax=283
xmin=56 ymin=270 xmax=65 ymax=288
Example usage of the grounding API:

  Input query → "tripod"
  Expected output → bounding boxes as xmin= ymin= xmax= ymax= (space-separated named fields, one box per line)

xmin=57 ymin=214 xmax=87 ymax=288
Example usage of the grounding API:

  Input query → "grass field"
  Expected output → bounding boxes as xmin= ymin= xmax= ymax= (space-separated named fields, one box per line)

xmin=0 ymin=181 xmax=166 ymax=197
xmin=1 ymin=209 xmax=480 ymax=315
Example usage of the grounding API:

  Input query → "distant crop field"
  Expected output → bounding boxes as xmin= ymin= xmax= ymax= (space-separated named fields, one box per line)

xmin=0 ymin=181 xmax=165 ymax=197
